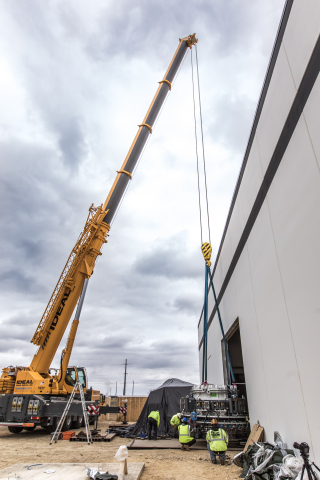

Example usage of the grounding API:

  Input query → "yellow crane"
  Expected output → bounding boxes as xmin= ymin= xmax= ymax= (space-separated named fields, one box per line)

xmin=0 ymin=33 xmax=198 ymax=434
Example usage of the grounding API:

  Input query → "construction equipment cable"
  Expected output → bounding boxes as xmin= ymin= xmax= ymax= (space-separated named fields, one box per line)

xmin=191 ymin=48 xmax=204 ymax=246
xmin=195 ymin=44 xmax=212 ymax=245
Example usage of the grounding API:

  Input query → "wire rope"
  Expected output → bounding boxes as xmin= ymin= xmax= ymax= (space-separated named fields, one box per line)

xmin=191 ymin=48 xmax=204 ymax=246
xmin=195 ymin=44 xmax=211 ymax=245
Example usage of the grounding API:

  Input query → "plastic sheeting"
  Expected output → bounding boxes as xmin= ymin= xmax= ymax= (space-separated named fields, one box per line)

xmin=113 ymin=378 xmax=193 ymax=438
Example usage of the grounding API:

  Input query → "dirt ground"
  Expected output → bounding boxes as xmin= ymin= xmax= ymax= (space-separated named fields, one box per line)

xmin=0 ymin=422 xmax=243 ymax=480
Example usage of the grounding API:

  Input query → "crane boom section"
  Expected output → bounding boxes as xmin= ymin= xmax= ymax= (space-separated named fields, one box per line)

xmin=27 ymin=33 xmax=197 ymax=375
xmin=102 ymin=33 xmax=197 ymax=224
xmin=30 ymin=206 xmax=109 ymax=373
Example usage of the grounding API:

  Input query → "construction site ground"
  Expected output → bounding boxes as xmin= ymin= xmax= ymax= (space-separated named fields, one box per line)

xmin=0 ymin=422 xmax=242 ymax=480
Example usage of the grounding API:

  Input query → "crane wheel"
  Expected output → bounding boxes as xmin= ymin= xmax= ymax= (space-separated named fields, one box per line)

xmin=8 ymin=426 xmax=23 ymax=434
xmin=24 ymin=426 xmax=36 ymax=432
xmin=62 ymin=415 xmax=72 ymax=431
xmin=72 ymin=416 xmax=84 ymax=429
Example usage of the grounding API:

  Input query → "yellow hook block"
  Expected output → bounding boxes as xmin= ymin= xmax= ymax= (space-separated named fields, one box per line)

xmin=201 ymin=242 xmax=212 ymax=267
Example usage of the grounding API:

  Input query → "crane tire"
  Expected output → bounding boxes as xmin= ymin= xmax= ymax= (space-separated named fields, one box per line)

xmin=62 ymin=415 xmax=72 ymax=431
xmin=24 ymin=426 xmax=36 ymax=431
xmin=72 ymin=416 xmax=84 ymax=429
xmin=8 ymin=426 xmax=23 ymax=434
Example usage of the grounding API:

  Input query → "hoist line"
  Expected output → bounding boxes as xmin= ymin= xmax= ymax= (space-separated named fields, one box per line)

xmin=195 ymin=44 xmax=211 ymax=245
xmin=191 ymin=47 xmax=204 ymax=246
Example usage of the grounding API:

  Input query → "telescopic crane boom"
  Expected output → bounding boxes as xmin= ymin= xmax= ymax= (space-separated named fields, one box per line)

xmin=0 ymin=34 xmax=198 ymax=404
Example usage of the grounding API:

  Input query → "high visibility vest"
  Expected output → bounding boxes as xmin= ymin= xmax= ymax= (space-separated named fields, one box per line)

xmin=148 ymin=411 xmax=160 ymax=427
xmin=170 ymin=414 xmax=181 ymax=426
xmin=178 ymin=424 xmax=194 ymax=444
xmin=206 ymin=428 xmax=228 ymax=452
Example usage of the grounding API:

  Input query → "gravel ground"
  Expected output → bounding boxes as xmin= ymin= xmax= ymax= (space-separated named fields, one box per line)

xmin=0 ymin=422 xmax=243 ymax=480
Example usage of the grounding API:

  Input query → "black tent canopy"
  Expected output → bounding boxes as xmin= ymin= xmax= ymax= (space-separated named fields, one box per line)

xmin=127 ymin=378 xmax=193 ymax=437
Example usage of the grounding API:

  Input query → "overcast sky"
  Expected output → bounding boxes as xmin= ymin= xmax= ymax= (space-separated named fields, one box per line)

xmin=0 ymin=0 xmax=286 ymax=396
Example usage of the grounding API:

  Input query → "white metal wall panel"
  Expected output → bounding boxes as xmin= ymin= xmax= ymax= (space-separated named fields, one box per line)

xmin=239 ymin=138 xmax=264 ymax=225
xmin=283 ymin=0 xmax=320 ymax=88
xmin=232 ymin=246 xmax=273 ymax=435
xmin=303 ymin=76 xmax=320 ymax=169
xmin=256 ymin=44 xmax=297 ymax=174
xmin=266 ymin=115 xmax=320 ymax=458
xmin=247 ymin=200 xmax=311 ymax=449
xmin=228 ymin=188 xmax=246 ymax=257
xmin=216 ymin=230 xmax=233 ymax=293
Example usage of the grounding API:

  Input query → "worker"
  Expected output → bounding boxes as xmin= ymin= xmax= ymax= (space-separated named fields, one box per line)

xmin=147 ymin=410 xmax=160 ymax=440
xmin=206 ymin=419 xmax=228 ymax=465
xmin=178 ymin=417 xmax=196 ymax=450
xmin=65 ymin=372 xmax=75 ymax=386
xmin=170 ymin=413 xmax=182 ymax=438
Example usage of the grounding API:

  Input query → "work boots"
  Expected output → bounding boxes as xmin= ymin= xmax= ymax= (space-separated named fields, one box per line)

xmin=181 ymin=445 xmax=190 ymax=451
xmin=220 ymin=458 xmax=225 ymax=466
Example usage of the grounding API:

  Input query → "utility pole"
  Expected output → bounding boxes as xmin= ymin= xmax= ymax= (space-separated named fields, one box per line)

xmin=123 ymin=359 xmax=127 ymax=396
xmin=115 ymin=381 xmax=117 ymax=396
xmin=132 ymin=380 xmax=134 ymax=396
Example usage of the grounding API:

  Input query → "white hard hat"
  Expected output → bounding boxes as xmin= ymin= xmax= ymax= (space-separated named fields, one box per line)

xmin=177 ymin=413 xmax=183 ymax=419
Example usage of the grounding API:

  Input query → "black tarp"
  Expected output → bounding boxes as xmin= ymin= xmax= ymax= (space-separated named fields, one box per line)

xmin=118 ymin=378 xmax=193 ymax=438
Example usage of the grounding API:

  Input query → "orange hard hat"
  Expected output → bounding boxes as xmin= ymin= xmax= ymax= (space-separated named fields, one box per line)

xmin=211 ymin=419 xmax=218 ymax=424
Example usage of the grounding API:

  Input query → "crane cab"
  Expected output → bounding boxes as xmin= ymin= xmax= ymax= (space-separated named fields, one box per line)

xmin=64 ymin=366 xmax=87 ymax=393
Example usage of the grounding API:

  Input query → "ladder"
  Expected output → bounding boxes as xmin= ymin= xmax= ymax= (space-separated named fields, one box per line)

xmin=50 ymin=381 xmax=92 ymax=444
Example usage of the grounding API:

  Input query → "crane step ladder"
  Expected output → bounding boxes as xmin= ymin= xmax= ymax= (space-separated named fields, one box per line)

xmin=50 ymin=381 xmax=92 ymax=445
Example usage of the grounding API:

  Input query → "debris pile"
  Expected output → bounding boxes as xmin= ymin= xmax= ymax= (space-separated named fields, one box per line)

xmin=235 ymin=433 xmax=306 ymax=480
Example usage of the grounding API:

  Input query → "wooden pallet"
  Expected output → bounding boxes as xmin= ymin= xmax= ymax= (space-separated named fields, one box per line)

xmin=70 ymin=433 xmax=116 ymax=442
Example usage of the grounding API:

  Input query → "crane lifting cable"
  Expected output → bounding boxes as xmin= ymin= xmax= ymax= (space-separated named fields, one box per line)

xmin=190 ymin=45 xmax=235 ymax=386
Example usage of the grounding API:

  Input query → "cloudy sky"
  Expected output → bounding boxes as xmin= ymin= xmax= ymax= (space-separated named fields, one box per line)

xmin=0 ymin=0 xmax=286 ymax=396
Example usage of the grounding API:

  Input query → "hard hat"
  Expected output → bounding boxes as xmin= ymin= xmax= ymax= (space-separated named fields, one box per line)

xmin=177 ymin=413 xmax=182 ymax=419
xmin=211 ymin=419 xmax=218 ymax=424
xmin=182 ymin=417 xmax=188 ymax=422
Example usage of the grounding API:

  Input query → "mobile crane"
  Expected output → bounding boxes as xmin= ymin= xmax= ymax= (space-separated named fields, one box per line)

xmin=0 ymin=34 xmax=198 ymax=434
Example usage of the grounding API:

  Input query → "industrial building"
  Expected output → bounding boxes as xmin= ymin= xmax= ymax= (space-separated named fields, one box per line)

xmin=198 ymin=0 xmax=320 ymax=461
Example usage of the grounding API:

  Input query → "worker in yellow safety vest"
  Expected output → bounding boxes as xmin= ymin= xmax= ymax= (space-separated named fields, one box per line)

xmin=206 ymin=419 xmax=228 ymax=465
xmin=148 ymin=410 xmax=160 ymax=440
xmin=178 ymin=417 xmax=196 ymax=450
xmin=170 ymin=413 xmax=182 ymax=438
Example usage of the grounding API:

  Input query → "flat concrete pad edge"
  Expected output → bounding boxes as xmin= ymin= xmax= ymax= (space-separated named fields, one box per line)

xmin=0 ymin=462 xmax=144 ymax=479
xmin=128 ymin=438 xmax=208 ymax=450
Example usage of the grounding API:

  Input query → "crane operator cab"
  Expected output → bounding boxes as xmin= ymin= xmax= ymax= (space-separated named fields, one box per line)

xmin=62 ymin=366 xmax=99 ymax=401
xmin=64 ymin=366 xmax=87 ymax=390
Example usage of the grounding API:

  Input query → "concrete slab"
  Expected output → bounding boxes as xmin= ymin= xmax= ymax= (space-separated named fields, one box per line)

xmin=0 ymin=462 xmax=144 ymax=479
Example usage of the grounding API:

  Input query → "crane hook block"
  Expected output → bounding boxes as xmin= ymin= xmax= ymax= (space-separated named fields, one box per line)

xmin=138 ymin=123 xmax=152 ymax=134
xmin=201 ymin=242 xmax=212 ymax=267
xmin=158 ymin=79 xmax=172 ymax=90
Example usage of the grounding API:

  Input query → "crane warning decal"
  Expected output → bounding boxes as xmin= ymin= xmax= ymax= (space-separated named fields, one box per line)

xmin=88 ymin=405 xmax=100 ymax=415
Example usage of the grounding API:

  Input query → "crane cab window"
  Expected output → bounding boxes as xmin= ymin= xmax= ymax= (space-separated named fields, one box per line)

xmin=77 ymin=368 xmax=86 ymax=388
xmin=65 ymin=368 xmax=76 ymax=386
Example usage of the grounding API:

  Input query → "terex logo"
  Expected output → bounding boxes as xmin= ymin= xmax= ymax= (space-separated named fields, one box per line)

xmin=17 ymin=380 xmax=33 ymax=385
xmin=43 ymin=290 xmax=71 ymax=347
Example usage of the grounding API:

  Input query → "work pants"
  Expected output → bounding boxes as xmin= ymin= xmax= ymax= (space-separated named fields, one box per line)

xmin=171 ymin=425 xmax=178 ymax=438
xmin=181 ymin=438 xmax=196 ymax=447
xmin=207 ymin=444 xmax=226 ymax=462
xmin=148 ymin=417 xmax=158 ymax=440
